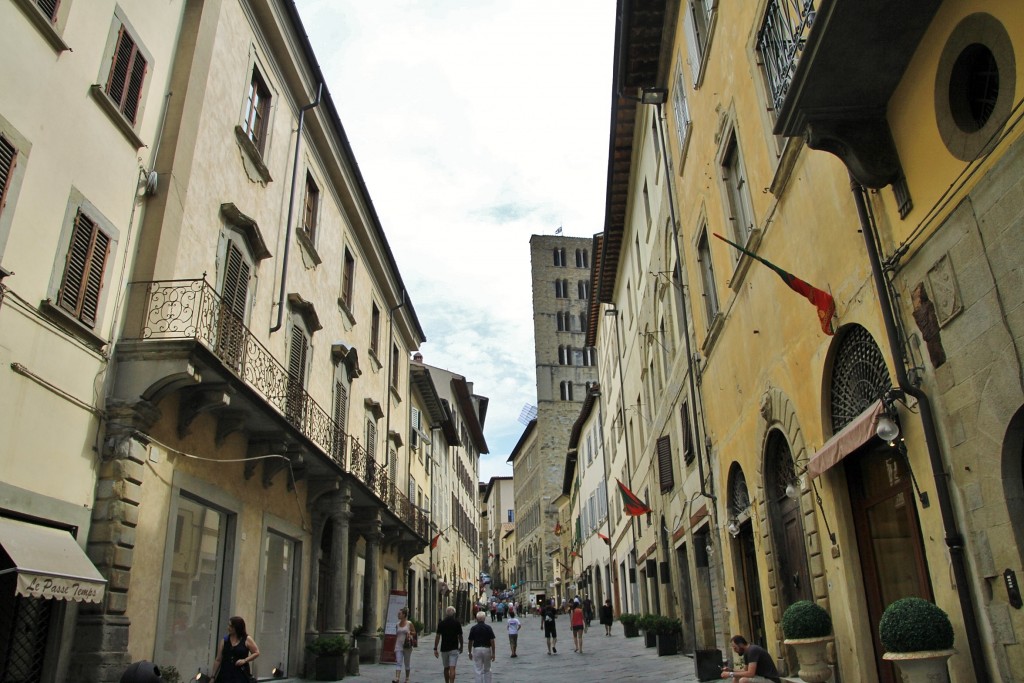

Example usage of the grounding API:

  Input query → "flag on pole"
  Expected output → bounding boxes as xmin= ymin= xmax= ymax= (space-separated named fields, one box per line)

xmin=713 ymin=233 xmax=836 ymax=335
xmin=597 ymin=532 xmax=610 ymax=545
xmin=554 ymin=522 xmax=562 ymax=536
xmin=430 ymin=532 xmax=442 ymax=549
xmin=555 ymin=225 xmax=563 ymax=235
xmin=616 ymin=479 xmax=652 ymax=516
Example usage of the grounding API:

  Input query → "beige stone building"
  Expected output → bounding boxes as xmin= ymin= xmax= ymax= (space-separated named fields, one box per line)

xmin=581 ymin=1 xmax=1024 ymax=682
xmin=0 ymin=1 xmax=188 ymax=680
xmin=508 ymin=419 xmax=546 ymax=603
xmin=481 ymin=476 xmax=514 ymax=592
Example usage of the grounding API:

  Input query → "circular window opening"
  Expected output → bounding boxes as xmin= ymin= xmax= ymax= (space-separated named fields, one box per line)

xmin=949 ymin=43 xmax=999 ymax=133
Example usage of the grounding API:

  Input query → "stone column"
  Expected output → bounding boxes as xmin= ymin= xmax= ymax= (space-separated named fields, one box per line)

xmin=362 ymin=511 xmax=383 ymax=657
xmin=328 ymin=485 xmax=352 ymax=633
xmin=305 ymin=508 xmax=327 ymax=634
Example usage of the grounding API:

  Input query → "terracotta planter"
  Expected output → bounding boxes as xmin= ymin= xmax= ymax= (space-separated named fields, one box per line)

xmin=783 ymin=636 xmax=832 ymax=683
xmin=882 ymin=649 xmax=955 ymax=683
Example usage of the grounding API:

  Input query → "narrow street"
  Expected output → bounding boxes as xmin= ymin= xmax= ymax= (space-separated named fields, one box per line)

xmin=299 ymin=615 xmax=709 ymax=683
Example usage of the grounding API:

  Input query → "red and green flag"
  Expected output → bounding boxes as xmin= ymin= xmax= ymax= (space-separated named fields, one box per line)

xmin=430 ymin=532 xmax=442 ymax=549
xmin=616 ymin=479 xmax=652 ymax=516
xmin=597 ymin=532 xmax=610 ymax=545
xmin=713 ymin=233 xmax=835 ymax=335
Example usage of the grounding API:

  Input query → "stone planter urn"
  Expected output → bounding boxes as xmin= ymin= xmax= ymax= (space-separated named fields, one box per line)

xmin=882 ymin=649 xmax=955 ymax=682
xmin=783 ymin=636 xmax=833 ymax=683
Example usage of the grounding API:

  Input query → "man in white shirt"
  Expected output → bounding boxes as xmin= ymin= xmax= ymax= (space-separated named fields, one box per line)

xmin=506 ymin=612 xmax=522 ymax=658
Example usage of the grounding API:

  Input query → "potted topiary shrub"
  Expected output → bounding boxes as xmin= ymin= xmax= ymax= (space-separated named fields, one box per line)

xmin=781 ymin=600 xmax=833 ymax=683
xmin=879 ymin=597 xmax=955 ymax=683
xmin=638 ymin=614 xmax=657 ymax=648
xmin=619 ymin=612 xmax=640 ymax=638
xmin=651 ymin=616 xmax=682 ymax=656
xmin=307 ymin=634 xmax=349 ymax=681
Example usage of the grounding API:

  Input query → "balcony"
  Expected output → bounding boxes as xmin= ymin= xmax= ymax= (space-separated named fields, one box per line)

xmin=769 ymin=0 xmax=943 ymax=187
xmin=116 ymin=278 xmax=429 ymax=539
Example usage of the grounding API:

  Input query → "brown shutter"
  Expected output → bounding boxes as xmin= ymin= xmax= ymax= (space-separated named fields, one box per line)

xmin=0 ymin=134 xmax=16 ymax=216
xmin=107 ymin=26 xmax=146 ymax=123
xmin=123 ymin=49 xmax=147 ymax=124
xmin=657 ymin=434 xmax=674 ymax=493
xmin=288 ymin=326 xmax=307 ymax=385
xmin=303 ymin=175 xmax=318 ymax=238
xmin=221 ymin=242 xmax=250 ymax=319
xmin=58 ymin=211 xmax=109 ymax=327
xmin=36 ymin=0 xmax=60 ymax=22
xmin=680 ymin=403 xmax=694 ymax=464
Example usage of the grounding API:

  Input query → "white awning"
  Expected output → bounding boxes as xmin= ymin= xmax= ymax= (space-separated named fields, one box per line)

xmin=0 ymin=517 xmax=106 ymax=603
xmin=807 ymin=400 xmax=885 ymax=479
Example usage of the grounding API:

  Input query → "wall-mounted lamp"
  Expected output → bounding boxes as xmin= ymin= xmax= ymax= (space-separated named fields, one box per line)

xmin=727 ymin=520 xmax=740 ymax=538
xmin=785 ymin=483 xmax=798 ymax=500
xmin=876 ymin=414 xmax=900 ymax=444
xmin=639 ymin=87 xmax=668 ymax=105
xmin=271 ymin=664 xmax=286 ymax=678
xmin=705 ymin=542 xmax=714 ymax=557
xmin=195 ymin=672 xmax=213 ymax=683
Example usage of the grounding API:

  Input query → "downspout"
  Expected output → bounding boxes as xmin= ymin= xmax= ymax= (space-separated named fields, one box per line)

xmin=270 ymin=83 xmax=323 ymax=333
xmin=851 ymin=179 xmax=989 ymax=682
xmin=609 ymin=307 xmax=640 ymax=611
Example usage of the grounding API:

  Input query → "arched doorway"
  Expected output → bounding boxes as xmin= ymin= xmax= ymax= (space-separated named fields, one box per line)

xmin=764 ymin=431 xmax=811 ymax=608
xmin=830 ymin=325 xmax=931 ymax=683
xmin=728 ymin=464 xmax=766 ymax=646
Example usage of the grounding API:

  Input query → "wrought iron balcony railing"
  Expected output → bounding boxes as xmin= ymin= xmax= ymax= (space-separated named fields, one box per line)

xmin=123 ymin=278 xmax=429 ymax=537
xmin=756 ymin=0 xmax=816 ymax=114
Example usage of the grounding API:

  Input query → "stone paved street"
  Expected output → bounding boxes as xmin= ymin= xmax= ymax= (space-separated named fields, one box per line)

xmin=283 ymin=614 xmax=710 ymax=683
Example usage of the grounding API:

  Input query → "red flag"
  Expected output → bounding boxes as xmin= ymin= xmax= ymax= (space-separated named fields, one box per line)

xmin=598 ymin=532 xmax=610 ymax=545
xmin=430 ymin=532 xmax=441 ymax=549
xmin=616 ymin=479 xmax=652 ymax=516
xmin=713 ymin=233 xmax=835 ymax=335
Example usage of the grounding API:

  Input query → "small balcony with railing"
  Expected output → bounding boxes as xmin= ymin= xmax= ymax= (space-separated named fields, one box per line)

xmin=114 ymin=278 xmax=429 ymax=540
xmin=767 ymin=0 xmax=943 ymax=188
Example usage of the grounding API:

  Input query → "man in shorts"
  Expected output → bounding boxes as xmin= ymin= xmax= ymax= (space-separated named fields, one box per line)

xmin=434 ymin=606 xmax=464 ymax=683
xmin=506 ymin=610 xmax=521 ymax=657
xmin=720 ymin=635 xmax=782 ymax=683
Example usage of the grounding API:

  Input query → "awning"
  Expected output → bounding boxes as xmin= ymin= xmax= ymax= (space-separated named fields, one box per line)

xmin=0 ymin=517 xmax=106 ymax=603
xmin=807 ymin=400 xmax=885 ymax=479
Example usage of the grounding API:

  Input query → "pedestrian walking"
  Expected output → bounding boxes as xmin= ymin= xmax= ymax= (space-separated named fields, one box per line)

xmin=468 ymin=611 xmax=496 ymax=683
xmin=211 ymin=615 xmax=259 ymax=683
xmin=583 ymin=596 xmax=594 ymax=628
xmin=434 ymin=605 xmax=464 ymax=683
xmin=506 ymin=611 xmax=521 ymax=657
xmin=392 ymin=607 xmax=416 ymax=683
xmin=571 ymin=601 xmax=585 ymax=653
xmin=599 ymin=598 xmax=614 ymax=636
xmin=720 ymin=634 xmax=782 ymax=682
xmin=541 ymin=599 xmax=558 ymax=654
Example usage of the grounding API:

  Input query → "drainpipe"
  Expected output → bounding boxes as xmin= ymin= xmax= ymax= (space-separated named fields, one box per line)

xmin=384 ymin=291 xmax=407 ymax=472
xmin=851 ymin=179 xmax=989 ymax=682
xmin=270 ymin=83 xmax=323 ymax=333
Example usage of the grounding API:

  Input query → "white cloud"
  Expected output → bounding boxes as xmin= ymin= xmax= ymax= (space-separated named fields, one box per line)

xmin=295 ymin=0 xmax=614 ymax=479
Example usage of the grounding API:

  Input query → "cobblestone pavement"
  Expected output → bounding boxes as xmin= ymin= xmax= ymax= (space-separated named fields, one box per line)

xmin=284 ymin=614 xmax=710 ymax=683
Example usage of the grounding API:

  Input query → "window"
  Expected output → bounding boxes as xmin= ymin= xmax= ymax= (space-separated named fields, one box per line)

xmin=214 ymin=239 xmax=253 ymax=370
xmin=578 ymin=312 xmax=587 ymax=334
xmin=243 ymin=66 xmax=271 ymax=154
xmin=559 ymin=381 xmax=574 ymax=401
xmin=105 ymin=23 xmax=148 ymax=126
xmin=582 ymin=347 xmax=597 ymax=366
xmin=721 ymin=131 xmax=755 ymax=245
xmin=558 ymin=345 xmax=571 ymax=366
xmin=391 ymin=343 xmax=400 ymax=389
xmin=341 ymin=248 xmax=355 ymax=310
xmin=642 ymin=181 xmax=652 ymax=229
xmin=557 ymin=311 xmax=570 ymax=332
xmin=56 ymin=210 xmax=111 ymax=328
xmin=697 ymin=228 xmax=720 ymax=323
xmin=680 ymin=402 xmax=695 ymax=465
xmin=683 ymin=0 xmax=715 ymax=83
xmin=410 ymin=407 xmax=421 ymax=449
xmin=657 ymin=435 xmax=675 ymax=492
xmin=370 ymin=302 xmax=380 ymax=356
xmin=578 ymin=280 xmax=589 ymax=300
xmin=301 ymin=172 xmax=319 ymax=242
xmin=0 ymin=134 xmax=17 ymax=220
xmin=507 ymin=509 xmax=514 ymax=523
xmin=286 ymin=322 xmax=310 ymax=425
xmin=553 ymin=248 xmax=566 ymax=266
xmin=555 ymin=279 xmax=568 ymax=298
xmin=333 ymin=380 xmax=349 ymax=461
xmin=673 ymin=57 xmax=693 ymax=153
xmin=575 ymin=249 xmax=589 ymax=268
xmin=365 ymin=418 xmax=377 ymax=460
xmin=35 ymin=0 xmax=60 ymax=22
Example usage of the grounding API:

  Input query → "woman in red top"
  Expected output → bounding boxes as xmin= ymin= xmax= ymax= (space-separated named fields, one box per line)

xmin=570 ymin=600 xmax=585 ymax=653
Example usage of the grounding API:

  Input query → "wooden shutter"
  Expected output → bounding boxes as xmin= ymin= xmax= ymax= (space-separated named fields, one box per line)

xmin=303 ymin=174 xmax=319 ymax=239
xmin=342 ymin=250 xmax=354 ymax=306
xmin=288 ymin=326 xmax=307 ymax=385
xmin=58 ymin=211 xmax=110 ymax=327
xmin=680 ymin=403 xmax=694 ymax=464
xmin=0 ymin=135 xmax=16 ymax=216
xmin=657 ymin=434 xmax=675 ymax=492
xmin=36 ymin=0 xmax=60 ymax=22
xmin=333 ymin=380 xmax=348 ymax=460
xmin=106 ymin=25 xmax=147 ymax=125
xmin=221 ymin=242 xmax=250 ymax=319
xmin=365 ymin=419 xmax=377 ymax=458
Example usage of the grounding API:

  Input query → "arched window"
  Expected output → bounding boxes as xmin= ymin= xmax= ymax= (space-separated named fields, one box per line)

xmin=560 ymin=381 xmax=574 ymax=401
xmin=576 ymin=249 xmax=589 ymax=268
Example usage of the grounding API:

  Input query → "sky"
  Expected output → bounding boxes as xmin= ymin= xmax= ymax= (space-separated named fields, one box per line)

xmin=293 ymin=1 xmax=616 ymax=481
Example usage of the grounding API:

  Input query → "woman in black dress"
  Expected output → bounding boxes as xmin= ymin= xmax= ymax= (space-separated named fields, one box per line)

xmin=599 ymin=599 xmax=614 ymax=636
xmin=212 ymin=615 xmax=260 ymax=682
